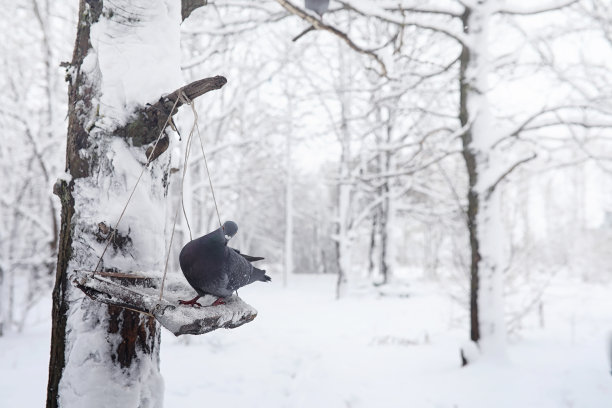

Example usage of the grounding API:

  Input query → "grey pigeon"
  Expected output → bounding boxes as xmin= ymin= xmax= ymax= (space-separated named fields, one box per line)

xmin=305 ymin=0 xmax=329 ymax=17
xmin=293 ymin=0 xmax=330 ymax=42
xmin=178 ymin=220 xmax=270 ymax=307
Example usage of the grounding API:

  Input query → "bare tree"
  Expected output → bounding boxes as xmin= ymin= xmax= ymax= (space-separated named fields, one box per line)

xmin=276 ymin=0 xmax=593 ymax=359
xmin=0 ymin=0 xmax=73 ymax=336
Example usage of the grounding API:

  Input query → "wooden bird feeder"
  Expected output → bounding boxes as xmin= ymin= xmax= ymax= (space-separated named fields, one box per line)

xmin=73 ymin=269 xmax=258 ymax=336
xmin=67 ymin=75 xmax=259 ymax=337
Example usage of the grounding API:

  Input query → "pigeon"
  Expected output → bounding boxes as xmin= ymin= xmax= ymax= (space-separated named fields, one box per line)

xmin=305 ymin=0 xmax=329 ymax=17
xmin=178 ymin=220 xmax=270 ymax=307
xmin=293 ymin=0 xmax=330 ymax=42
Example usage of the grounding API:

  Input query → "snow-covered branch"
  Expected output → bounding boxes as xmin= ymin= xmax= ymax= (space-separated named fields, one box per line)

xmin=0 ymin=197 xmax=53 ymax=236
xmin=485 ymin=153 xmax=537 ymax=198
xmin=273 ymin=0 xmax=388 ymax=76
xmin=339 ymin=0 xmax=468 ymax=47
xmin=497 ymin=0 xmax=579 ymax=16
xmin=494 ymin=105 xmax=612 ymax=148
xmin=357 ymin=149 xmax=461 ymax=181
xmin=115 ymin=76 xmax=227 ymax=153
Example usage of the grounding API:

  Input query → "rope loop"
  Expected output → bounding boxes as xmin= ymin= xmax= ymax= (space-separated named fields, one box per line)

xmin=93 ymin=90 xmax=224 ymax=305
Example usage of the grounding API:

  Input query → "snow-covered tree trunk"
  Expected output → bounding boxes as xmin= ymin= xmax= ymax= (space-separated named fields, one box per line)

xmin=334 ymin=38 xmax=354 ymax=299
xmin=335 ymin=147 xmax=352 ymax=299
xmin=460 ymin=1 xmax=507 ymax=357
xmin=284 ymin=94 xmax=294 ymax=287
xmin=378 ymin=115 xmax=397 ymax=285
xmin=47 ymin=1 xmax=207 ymax=406
xmin=335 ymin=92 xmax=353 ymax=298
xmin=335 ymin=109 xmax=352 ymax=298
xmin=367 ymin=210 xmax=379 ymax=277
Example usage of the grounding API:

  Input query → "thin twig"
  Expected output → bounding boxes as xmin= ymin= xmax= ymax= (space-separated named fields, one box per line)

xmin=485 ymin=153 xmax=538 ymax=198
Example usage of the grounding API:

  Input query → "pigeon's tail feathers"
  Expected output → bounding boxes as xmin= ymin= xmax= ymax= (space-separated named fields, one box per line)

xmin=243 ymin=254 xmax=265 ymax=262
xmin=251 ymin=267 xmax=271 ymax=283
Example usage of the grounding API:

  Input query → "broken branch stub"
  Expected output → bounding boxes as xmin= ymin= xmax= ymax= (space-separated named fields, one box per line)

xmin=72 ymin=269 xmax=257 ymax=336
xmin=116 ymin=75 xmax=227 ymax=154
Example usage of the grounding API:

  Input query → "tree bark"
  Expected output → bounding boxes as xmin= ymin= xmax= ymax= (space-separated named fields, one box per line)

xmin=459 ymin=7 xmax=481 ymax=344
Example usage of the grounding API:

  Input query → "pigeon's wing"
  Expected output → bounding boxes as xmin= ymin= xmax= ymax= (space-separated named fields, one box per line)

xmin=179 ymin=226 xmax=230 ymax=297
xmin=225 ymin=249 xmax=254 ymax=292
xmin=180 ymin=227 xmax=226 ymax=267
xmin=229 ymin=247 xmax=264 ymax=262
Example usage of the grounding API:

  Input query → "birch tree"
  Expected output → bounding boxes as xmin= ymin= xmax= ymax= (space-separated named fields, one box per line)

xmin=46 ymin=1 xmax=219 ymax=407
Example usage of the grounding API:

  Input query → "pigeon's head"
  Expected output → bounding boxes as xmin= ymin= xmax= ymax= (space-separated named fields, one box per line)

xmin=222 ymin=221 xmax=238 ymax=241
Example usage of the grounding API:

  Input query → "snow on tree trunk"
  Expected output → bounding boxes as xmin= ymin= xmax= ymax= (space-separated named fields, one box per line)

xmin=335 ymin=114 xmax=352 ymax=298
xmin=460 ymin=0 xmax=508 ymax=358
xmin=47 ymin=1 xmax=189 ymax=406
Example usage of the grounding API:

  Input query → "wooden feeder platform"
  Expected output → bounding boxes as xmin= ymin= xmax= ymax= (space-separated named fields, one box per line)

xmin=72 ymin=269 xmax=257 ymax=336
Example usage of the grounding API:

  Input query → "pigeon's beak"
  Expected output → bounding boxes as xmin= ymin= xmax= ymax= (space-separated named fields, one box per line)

xmin=224 ymin=234 xmax=232 ymax=241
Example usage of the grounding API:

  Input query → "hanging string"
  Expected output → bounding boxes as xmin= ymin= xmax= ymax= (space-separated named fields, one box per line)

xmin=93 ymin=95 xmax=181 ymax=275
xmin=158 ymin=94 xmax=224 ymax=301
xmin=159 ymin=92 xmax=197 ymax=301
xmin=91 ymin=89 xmax=223 ymax=305
xmin=178 ymin=92 xmax=197 ymax=242
xmin=194 ymin=112 xmax=223 ymax=230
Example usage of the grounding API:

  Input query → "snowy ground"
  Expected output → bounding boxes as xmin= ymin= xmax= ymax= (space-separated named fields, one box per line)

xmin=1 ymin=273 xmax=611 ymax=407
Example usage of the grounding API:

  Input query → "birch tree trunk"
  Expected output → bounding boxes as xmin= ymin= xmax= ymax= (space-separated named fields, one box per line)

xmin=47 ymin=1 xmax=204 ymax=406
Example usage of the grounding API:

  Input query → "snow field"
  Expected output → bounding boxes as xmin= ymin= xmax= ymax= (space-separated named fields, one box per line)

xmin=1 ymin=273 xmax=611 ymax=407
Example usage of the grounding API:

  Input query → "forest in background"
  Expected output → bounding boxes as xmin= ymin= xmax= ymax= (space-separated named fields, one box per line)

xmin=1 ymin=3 xmax=612 ymax=403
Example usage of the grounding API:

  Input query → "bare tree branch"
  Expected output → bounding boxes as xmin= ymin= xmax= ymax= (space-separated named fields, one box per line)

xmin=338 ymin=0 xmax=468 ymax=47
xmin=0 ymin=197 xmax=52 ymax=236
xmin=497 ymin=0 xmax=579 ymax=16
xmin=273 ymin=0 xmax=388 ymax=76
xmin=494 ymin=104 xmax=612 ymax=148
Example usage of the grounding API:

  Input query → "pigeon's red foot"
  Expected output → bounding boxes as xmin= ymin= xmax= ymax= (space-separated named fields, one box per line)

xmin=179 ymin=295 xmax=202 ymax=308
xmin=209 ymin=297 xmax=226 ymax=307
